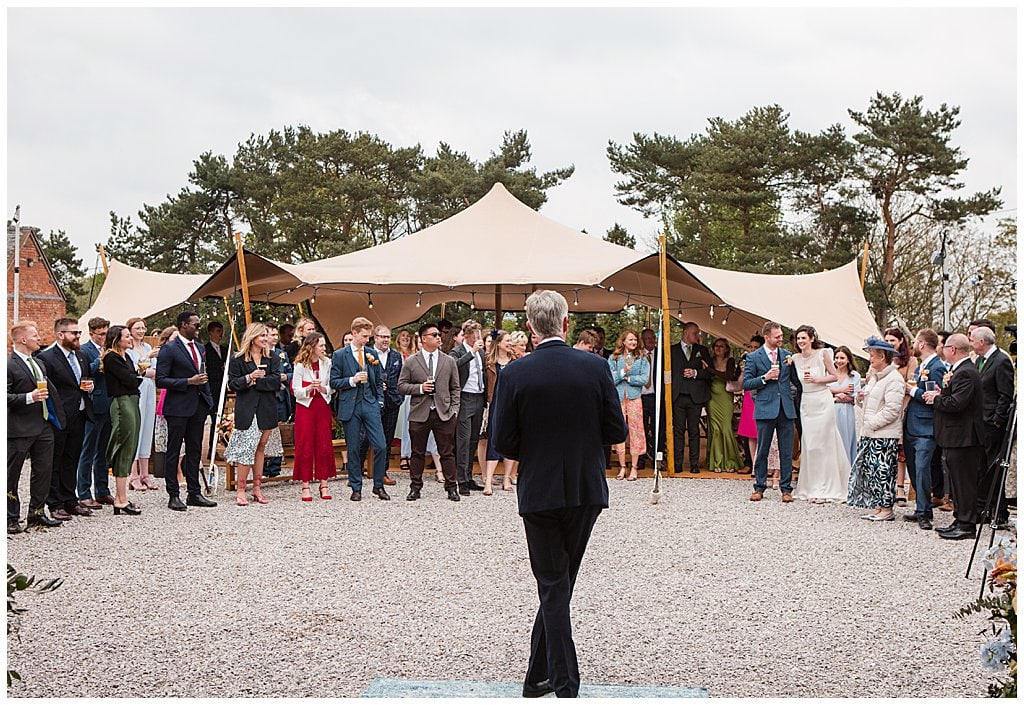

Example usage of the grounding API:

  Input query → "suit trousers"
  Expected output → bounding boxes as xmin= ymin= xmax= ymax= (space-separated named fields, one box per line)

xmin=456 ymin=392 xmax=486 ymax=483
xmin=903 ymin=433 xmax=936 ymax=519
xmin=672 ymin=394 xmax=702 ymax=471
xmin=77 ymin=414 xmax=112 ymax=500
xmin=976 ymin=423 xmax=1010 ymax=520
xmin=358 ymin=400 xmax=400 ymax=470
xmin=641 ymin=393 xmax=661 ymax=459
xmin=408 ymin=409 xmax=458 ymax=492
xmin=522 ymin=504 xmax=603 ymax=698
xmin=930 ymin=446 xmax=945 ymax=499
xmin=944 ymin=444 xmax=984 ymax=527
xmin=342 ymin=400 xmax=388 ymax=492
xmin=8 ymin=426 xmax=55 ymax=521
xmin=753 ymin=409 xmax=794 ymax=494
xmin=164 ymin=402 xmax=210 ymax=498
xmin=48 ymin=411 xmax=86 ymax=513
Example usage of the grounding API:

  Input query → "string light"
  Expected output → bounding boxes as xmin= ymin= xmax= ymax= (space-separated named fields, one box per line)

xmin=722 ymin=308 xmax=731 ymax=325
xmin=573 ymin=289 xmax=580 ymax=306
xmin=624 ymin=293 xmax=631 ymax=306
xmin=709 ymin=305 xmax=715 ymax=319
xmin=416 ymin=291 xmax=422 ymax=308
xmin=470 ymin=291 xmax=476 ymax=310
xmin=367 ymin=292 xmax=374 ymax=309
xmin=608 ymin=286 xmax=615 ymax=292
xmin=311 ymin=287 xmax=319 ymax=305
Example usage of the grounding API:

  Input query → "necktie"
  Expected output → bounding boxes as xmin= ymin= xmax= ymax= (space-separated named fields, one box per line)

xmin=27 ymin=356 xmax=48 ymax=420
xmin=357 ymin=348 xmax=364 ymax=368
xmin=683 ymin=344 xmax=691 ymax=360
xmin=977 ymin=356 xmax=986 ymax=373
xmin=189 ymin=341 xmax=200 ymax=370
xmin=427 ymin=352 xmax=435 ymax=378
xmin=68 ymin=351 xmax=81 ymax=383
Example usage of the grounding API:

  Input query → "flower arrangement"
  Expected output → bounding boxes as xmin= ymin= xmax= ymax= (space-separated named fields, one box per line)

xmin=217 ymin=413 xmax=235 ymax=443
xmin=957 ymin=530 xmax=1017 ymax=697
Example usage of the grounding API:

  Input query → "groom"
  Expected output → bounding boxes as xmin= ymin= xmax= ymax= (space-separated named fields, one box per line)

xmin=742 ymin=321 xmax=797 ymax=502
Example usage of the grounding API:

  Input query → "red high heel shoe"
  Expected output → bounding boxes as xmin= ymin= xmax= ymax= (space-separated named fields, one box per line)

xmin=252 ymin=479 xmax=269 ymax=505
xmin=301 ymin=487 xmax=312 ymax=502
xmin=319 ymin=484 xmax=332 ymax=500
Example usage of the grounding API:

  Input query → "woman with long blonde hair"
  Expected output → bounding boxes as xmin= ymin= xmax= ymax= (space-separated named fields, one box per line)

xmin=608 ymin=330 xmax=650 ymax=480
xmin=125 ymin=316 xmax=159 ymax=491
xmin=224 ymin=322 xmax=282 ymax=506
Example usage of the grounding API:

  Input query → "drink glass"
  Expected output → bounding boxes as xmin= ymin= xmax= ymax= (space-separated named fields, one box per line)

xmin=925 ymin=381 xmax=938 ymax=393
xmin=79 ymin=379 xmax=94 ymax=392
xmin=36 ymin=379 xmax=47 ymax=392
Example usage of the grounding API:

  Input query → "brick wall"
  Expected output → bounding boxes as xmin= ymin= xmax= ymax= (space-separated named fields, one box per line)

xmin=7 ymin=226 xmax=66 ymax=347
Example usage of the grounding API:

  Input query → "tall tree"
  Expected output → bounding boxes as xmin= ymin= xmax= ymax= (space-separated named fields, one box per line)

xmin=848 ymin=92 xmax=1002 ymax=323
xmin=604 ymin=223 xmax=635 ymax=249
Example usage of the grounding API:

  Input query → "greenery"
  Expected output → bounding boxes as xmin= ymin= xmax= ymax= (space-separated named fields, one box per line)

xmin=7 ymin=564 xmax=62 ymax=685
xmin=35 ymin=229 xmax=86 ymax=312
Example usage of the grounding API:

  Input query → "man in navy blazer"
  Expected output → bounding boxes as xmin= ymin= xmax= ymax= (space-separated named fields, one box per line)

xmin=330 ymin=317 xmax=390 ymax=501
xmin=155 ymin=310 xmax=217 ymax=511
xmin=357 ymin=325 xmax=403 ymax=486
xmin=77 ymin=317 xmax=115 ymax=507
xmin=492 ymin=290 xmax=627 ymax=699
xmin=902 ymin=329 xmax=946 ymax=530
xmin=742 ymin=321 xmax=798 ymax=501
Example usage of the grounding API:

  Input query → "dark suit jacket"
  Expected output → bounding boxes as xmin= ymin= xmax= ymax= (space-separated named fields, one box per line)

xmin=329 ymin=346 xmax=384 ymax=422
xmin=977 ymin=347 xmax=1014 ymax=429
xmin=450 ymin=343 xmax=486 ymax=391
xmin=227 ymin=354 xmax=281 ymax=430
xmin=670 ymin=341 xmax=712 ymax=404
xmin=397 ymin=350 xmax=461 ymax=422
xmin=376 ymin=347 xmax=403 ymax=408
xmin=904 ymin=354 xmax=946 ymax=438
xmin=37 ymin=345 xmax=93 ymax=423
xmin=204 ymin=341 xmax=229 ymax=407
xmin=741 ymin=346 xmax=797 ymax=420
xmin=492 ymin=339 xmax=627 ymax=515
xmin=933 ymin=359 xmax=986 ymax=448
xmin=7 ymin=353 xmax=65 ymax=438
xmin=155 ymin=336 xmax=213 ymax=417
xmin=80 ymin=338 xmax=110 ymax=416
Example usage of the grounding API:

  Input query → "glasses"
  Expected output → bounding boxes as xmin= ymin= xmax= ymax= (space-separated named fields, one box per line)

xmin=422 ymin=332 xmax=440 ymax=338
xmin=60 ymin=331 xmax=83 ymax=336
xmin=943 ymin=344 xmax=956 ymax=350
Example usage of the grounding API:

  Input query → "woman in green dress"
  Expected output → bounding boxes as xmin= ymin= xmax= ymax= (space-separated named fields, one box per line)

xmin=102 ymin=325 xmax=143 ymax=515
xmin=707 ymin=337 xmax=744 ymax=473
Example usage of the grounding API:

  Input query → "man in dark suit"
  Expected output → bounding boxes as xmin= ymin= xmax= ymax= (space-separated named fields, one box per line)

xmin=7 ymin=321 xmax=64 ymax=532
xmin=492 ymin=290 xmax=627 ymax=699
xmin=155 ymin=310 xmax=217 ymax=512
xmin=77 ymin=317 xmax=114 ymax=508
xmin=203 ymin=320 xmax=229 ymax=454
xmin=450 ymin=320 xmax=487 ymax=494
xmin=330 ymin=317 xmax=390 ymax=501
xmin=902 ymin=329 xmax=946 ymax=531
xmin=969 ymin=326 xmax=1015 ymax=523
xmin=670 ymin=321 xmax=712 ymax=474
xmin=397 ymin=322 xmax=461 ymax=502
xmin=38 ymin=318 xmax=96 ymax=521
xmin=923 ymin=333 xmax=986 ymax=540
xmin=358 ymin=325 xmax=402 ymax=486
xmin=742 ymin=321 xmax=798 ymax=502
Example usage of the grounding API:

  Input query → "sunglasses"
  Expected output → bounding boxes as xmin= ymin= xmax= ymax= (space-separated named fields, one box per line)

xmin=422 ymin=332 xmax=440 ymax=338
xmin=60 ymin=330 xmax=83 ymax=336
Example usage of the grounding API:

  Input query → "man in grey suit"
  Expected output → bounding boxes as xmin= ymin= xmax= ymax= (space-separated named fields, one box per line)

xmin=450 ymin=319 xmax=487 ymax=495
xmin=398 ymin=322 xmax=461 ymax=502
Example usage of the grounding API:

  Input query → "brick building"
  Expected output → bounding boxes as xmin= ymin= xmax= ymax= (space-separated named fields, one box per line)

xmin=7 ymin=226 xmax=66 ymax=346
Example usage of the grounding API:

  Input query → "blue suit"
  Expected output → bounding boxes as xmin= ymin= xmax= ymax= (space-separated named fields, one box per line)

xmin=742 ymin=345 xmax=797 ymax=494
xmin=903 ymin=354 xmax=946 ymax=519
xmin=76 ymin=338 xmax=112 ymax=500
xmin=329 ymin=345 xmax=388 ymax=492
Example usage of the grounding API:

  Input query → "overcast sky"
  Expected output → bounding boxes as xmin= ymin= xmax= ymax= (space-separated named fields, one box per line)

xmin=7 ymin=7 xmax=1017 ymax=271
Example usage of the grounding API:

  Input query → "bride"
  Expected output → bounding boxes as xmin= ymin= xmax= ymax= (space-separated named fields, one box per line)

xmin=791 ymin=325 xmax=851 ymax=502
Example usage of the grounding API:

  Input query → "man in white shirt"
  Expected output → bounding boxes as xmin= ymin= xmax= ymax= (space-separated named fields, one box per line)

xmin=450 ymin=320 xmax=487 ymax=494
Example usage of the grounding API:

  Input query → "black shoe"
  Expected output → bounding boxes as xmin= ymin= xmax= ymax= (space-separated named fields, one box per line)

xmin=168 ymin=496 xmax=187 ymax=512
xmin=459 ymin=484 xmax=471 ymax=496
xmin=917 ymin=517 xmax=933 ymax=531
xmin=186 ymin=494 xmax=217 ymax=508
xmin=523 ymin=679 xmax=554 ymax=698
xmin=939 ymin=527 xmax=976 ymax=540
xmin=406 ymin=489 xmax=421 ymax=501
xmin=637 ymin=456 xmax=647 ymax=470
xmin=113 ymin=502 xmax=142 ymax=516
xmin=466 ymin=480 xmax=486 ymax=491
xmin=7 ymin=521 xmax=23 ymax=535
xmin=934 ymin=521 xmax=958 ymax=533
xmin=689 ymin=468 xmax=700 ymax=474
xmin=351 ymin=491 xmax=362 ymax=502
xmin=26 ymin=513 xmax=61 ymax=528
xmin=902 ymin=514 xmax=921 ymax=522
xmin=447 ymin=489 xmax=461 ymax=502
xmin=372 ymin=487 xmax=391 ymax=501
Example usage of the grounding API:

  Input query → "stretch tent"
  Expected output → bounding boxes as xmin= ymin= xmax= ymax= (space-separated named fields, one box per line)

xmin=80 ymin=259 xmax=210 ymax=329
xmin=84 ymin=183 xmax=880 ymax=354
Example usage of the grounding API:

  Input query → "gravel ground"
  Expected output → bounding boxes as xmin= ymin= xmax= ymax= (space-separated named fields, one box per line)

xmin=6 ymin=472 xmax=1003 ymax=698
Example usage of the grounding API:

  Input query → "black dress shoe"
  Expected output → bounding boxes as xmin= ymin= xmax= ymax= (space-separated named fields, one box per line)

xmin=934 ymin=521 xmax=958 ymax=532
xmin=372 ymin=487 xmax=391 ymax=501
xmin=523 ymin=679 xmax=554 ymax=698
xmin=51 ymin=508 xmax=73 ymax=521
xmin=939 ymin=527 xmax=976 ymax=540
xmin=168 ymin=496 xmax=187 ymax=512
xmin=917 ymin=517 xmax=933 ymax=531
xmin=459 ymin=484 xmax=471 ymax=496
xmin=447 ymin=489 xmax=461 ymax=502
xmin=26 ymin=513 xmax=61 ymax=528
xmin=902 ymin=514 xmax=920 ymax=522
xmin=406 ymin=489 xmax=421 ymax=501
xmin=466 ymin=480 xmax=486 ymax=491
xmin=351 ymin=491 xmax=362 ymax=502
xmin=7 ymin=521 xmax=23 ymax=534
xmin=69 ymin=505 xmax=93 ymax=517
xmin=689 ymin=468 xmax=700 ymax=474
xmin=186 ymin=494 xmax=217 ymax=508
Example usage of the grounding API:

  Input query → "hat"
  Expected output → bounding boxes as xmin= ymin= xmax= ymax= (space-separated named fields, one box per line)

xmin=863 ymin=336 xmax=897 ymax=354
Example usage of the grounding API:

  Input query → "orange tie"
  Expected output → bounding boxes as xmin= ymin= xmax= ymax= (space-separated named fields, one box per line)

xmin=357 ymin=348 xmax=364 ymax=367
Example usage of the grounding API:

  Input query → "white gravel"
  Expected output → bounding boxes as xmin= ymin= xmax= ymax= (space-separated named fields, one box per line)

xmin=5 ymin=472 xmax=1001 ymax=698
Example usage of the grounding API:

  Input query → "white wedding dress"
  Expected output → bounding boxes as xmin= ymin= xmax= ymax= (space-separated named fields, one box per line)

xmin=793 ymin=348 xmax=851 ymax=501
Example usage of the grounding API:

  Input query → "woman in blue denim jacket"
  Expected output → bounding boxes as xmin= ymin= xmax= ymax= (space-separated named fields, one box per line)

xmin=608 ymin=330 xmax=650 ymax=481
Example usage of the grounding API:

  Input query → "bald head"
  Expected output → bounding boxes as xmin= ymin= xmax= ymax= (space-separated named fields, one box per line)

xmin=944 ymin=333 xmax=972 ymax=364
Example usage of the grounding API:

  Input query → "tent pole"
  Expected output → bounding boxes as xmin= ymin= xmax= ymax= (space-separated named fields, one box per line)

xmin=223 ymin=296 xmax=241 ymax=349
xmin=495 ymin=284 xmax=503 ymax=329
xmin=859 ymin=241 xmax=869 ymax=290
xmin=98 ymin=243 xmax=110 ymax=275
xmin=204 ymin=304 xmax=237 ymax=495
xmin=440 ymin=302 xmax=446 ymax=320
xmin=659 ymin=234 xmax=675 ymax=475
xmin=233 ymin=232 xmax=252 ymax=325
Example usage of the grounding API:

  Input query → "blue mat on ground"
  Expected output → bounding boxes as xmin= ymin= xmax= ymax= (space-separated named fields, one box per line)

xmin=361 ymin=676 xmax=708 ymax=698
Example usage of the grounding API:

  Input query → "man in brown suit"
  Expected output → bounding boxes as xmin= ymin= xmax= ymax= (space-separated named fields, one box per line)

xmin=923 ymin=333 xmax=986 ymax=540
xmin=397 ymin=322 xmax=462 ymax=502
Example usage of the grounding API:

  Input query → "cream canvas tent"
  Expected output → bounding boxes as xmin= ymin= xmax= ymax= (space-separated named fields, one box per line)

xmin=79 ymin=259 xmax=211 ymax=328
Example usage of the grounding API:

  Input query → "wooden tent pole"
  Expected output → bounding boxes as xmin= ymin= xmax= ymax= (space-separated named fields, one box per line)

xmin=495 ymin=284 xmax=503 ymax=329
xmin=233 ymin=233 xmax=252 ymax=325
xmin=859 ymin=241 xmax=870 ymax=290
xmin=659 ymin=234 xmax=675 ymax=475
xmin=97 ymin=244 xmax=110 ymax=275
